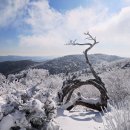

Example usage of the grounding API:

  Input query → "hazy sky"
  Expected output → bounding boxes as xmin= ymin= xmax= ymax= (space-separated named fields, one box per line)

xmin=0 ymin=0 xmax=130 ymax=57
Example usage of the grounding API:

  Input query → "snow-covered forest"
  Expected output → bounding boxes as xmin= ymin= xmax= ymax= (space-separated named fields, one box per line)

xmin=0 ymin=62 xmax=130 ymax=130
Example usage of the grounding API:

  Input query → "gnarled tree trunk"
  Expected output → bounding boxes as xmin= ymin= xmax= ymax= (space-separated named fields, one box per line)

xmin=58 ymin=32 xmax=109 ymax=111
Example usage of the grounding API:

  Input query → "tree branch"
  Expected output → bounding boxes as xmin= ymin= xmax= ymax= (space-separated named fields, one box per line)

xmin=58 ymin=32 xmax=109 ymax=111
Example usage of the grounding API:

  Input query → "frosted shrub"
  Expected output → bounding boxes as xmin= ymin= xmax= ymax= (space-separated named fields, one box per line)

xmin=0 ymin=84 xmax=61 ymax=130
xmin=2 ymin=69 xmax=62 ymax=98
xmin=0 ymin=73 xmax=6 ymax=83
xmin=103 ymin=101 xmax=130 ymax=130
xmin=20 ymin=69 xmax=49 ymax=86
xmin=102 ymin=69 xmax=130 ymax=103
xmin=0 ymin=74 xmax=7 ymax=96
xmin=0 ymin=69 xmax=63 ymax=130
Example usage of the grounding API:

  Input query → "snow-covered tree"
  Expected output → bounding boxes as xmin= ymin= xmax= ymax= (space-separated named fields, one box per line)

xmin=0 ymin=69 xmax=62 ymax=130
xmin=58 ymin=32 xmax=109 ymax=111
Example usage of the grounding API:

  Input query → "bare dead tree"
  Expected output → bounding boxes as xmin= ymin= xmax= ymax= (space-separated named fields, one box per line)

xmin=57 ymin=32 xmax=109 ymax=111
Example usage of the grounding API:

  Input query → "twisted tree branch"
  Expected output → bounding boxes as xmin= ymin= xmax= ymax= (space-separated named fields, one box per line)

xmin=58 ymin=32 xmax=109 ymax=111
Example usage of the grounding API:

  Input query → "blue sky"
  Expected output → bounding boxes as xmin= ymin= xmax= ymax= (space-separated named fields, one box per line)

xmin=0 ymin=0 xmax=130 ymax=57
xmin=49 ymin=0 xmax=92 ymax=11
xmin=49 ymin=0 xmax=124 ymax=13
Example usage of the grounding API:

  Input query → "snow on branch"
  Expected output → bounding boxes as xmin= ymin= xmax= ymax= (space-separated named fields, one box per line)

xmin=58 ymin=32 xmax=109 ymax=111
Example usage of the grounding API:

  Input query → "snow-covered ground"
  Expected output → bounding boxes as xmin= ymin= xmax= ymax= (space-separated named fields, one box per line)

xmin=56 ymin=109 xmax=104 ymax=130
xmin=0 ymin=68 xmax=130 ymax=130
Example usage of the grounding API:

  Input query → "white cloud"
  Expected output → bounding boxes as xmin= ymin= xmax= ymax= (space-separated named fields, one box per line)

xmin=16 ymin=0 xmax=130 ymax=57
xmin=91 ymin=7 xmax=130 ymax=46
xmin=123 ymin=0 xmax=130 ymax=4
xmin=19 ymin=0 xmax=110 ymax=56
xmin=25 ymin=0 xmax=63 ymax=34
xmin=0 ymin=0 xmax=29 ymax=27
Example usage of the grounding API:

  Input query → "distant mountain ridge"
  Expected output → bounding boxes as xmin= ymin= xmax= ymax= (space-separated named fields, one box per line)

xmin=35 ymin=54 xmax=125 ymax=74
xmin=0 ymin=54 xmax=125 ymax=76
xmin=0 ymin=60 xmax=37 ymax=76
xmin=0 ymin=55 xmax=54 ymax=62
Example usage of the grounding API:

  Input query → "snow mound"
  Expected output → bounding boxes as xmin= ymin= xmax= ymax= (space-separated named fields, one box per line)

xmin=56 ymin=109 xmax=104 ymax=130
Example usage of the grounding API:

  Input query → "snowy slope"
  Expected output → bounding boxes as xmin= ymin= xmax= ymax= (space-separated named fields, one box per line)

xmin=56 ymin=109 xmax=104 ymax=130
